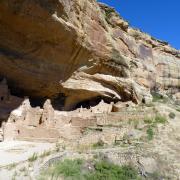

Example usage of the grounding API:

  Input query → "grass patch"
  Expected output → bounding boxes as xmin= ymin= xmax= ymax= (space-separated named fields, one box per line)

xmin=40 ymin=150 xmax=51 ymax=158
xmin=144 ymin=117 xmax=153 ymax=124
xmin=104 ymin=124 xmax=122 ymax=128
xmin=128 ymin=119 xmax=140 ymax=129
xmin=28 ymin=153 xmax=38 ymax=162
xmin=92 ymin=140 xmax=105 ymax=149
xmin=52 ymin=159 xmax=83 ymax=179
xmin=7 ymin=163 xmax=16 ymax=170
xmin=154 ymin=114 xmax=167 ymax=124
xmin=144 ymin=114 xmax=167 ymax=126
xmin=39 ymin=159 xmax=140 ymax=180
xmin=85 ymin=161 xmax=140 ymax=180
xmin=133 ymin=119 xmax=139 ymax=129
xmin=152 ymin=92 xmax=168 ymax=103
xmin=146 ymin=127 xmax=154 ymax=141
xmin=77 ymin=144 xmax=92 ymax=153
xmin=144 ymin=114 xmax=167 ymax=141
xmin=176 ymin=108 xmax=180 ymax=112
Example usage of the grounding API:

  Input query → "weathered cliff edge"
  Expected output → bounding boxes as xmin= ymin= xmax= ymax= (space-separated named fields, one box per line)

xmin=0 ymin=0 xmax=180 ymax=140
xmin=0 ymin=0 xmax=180 ymax=110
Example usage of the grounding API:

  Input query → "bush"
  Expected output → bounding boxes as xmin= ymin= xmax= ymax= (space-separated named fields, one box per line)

xmin=169 ymin=112 xmax=176 ymax=119
xmin=39 ymin=159 xmax=140 ymax=180
xmin=40 ymin=150 xmax=51 ymax=158
xmin=144 ymin=114 xmax=167 ymax=125
xmin=147 ymin=127 xmax=154 ymax=140
xmin=86 ymin=161 xmax=139 ymax=180
xmin=28 ymin=153 xmax=38 ymax=162
xmin=92 ymin=140 xmax=105 ymax=149
xmin=154 ymin=114 xmax=167 ymax=124
xmin=152 ymin=92 xmax=168 ymax=103
xmin=47 ymin=159 xmax=83 ymax=179
xmin=176 ymin=108 xmax=180 ymax=112
xmin=152 ymin=93 xmax=163 ymax=102
xmin=144 ymin=117 xmax=153 ymax=124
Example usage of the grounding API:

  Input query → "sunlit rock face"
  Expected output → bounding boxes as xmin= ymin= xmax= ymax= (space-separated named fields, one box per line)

xmin=0 ymin=0 xmax=179 ymax=110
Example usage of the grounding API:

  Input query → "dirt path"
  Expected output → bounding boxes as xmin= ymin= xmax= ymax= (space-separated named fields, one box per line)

xmin=0 ymin=141 xmax=55 ymax=167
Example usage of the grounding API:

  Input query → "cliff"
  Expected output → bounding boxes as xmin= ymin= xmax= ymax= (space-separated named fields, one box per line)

xmin=0 ymin=0 xmax=179 ymax=110
xmin=1 ymin=1 xmax=180 ymax=179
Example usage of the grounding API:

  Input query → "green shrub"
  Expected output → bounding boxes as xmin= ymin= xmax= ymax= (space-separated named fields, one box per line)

xmin=85 ymin=161 xmax=140 ymax=180
xmin=39 ymin=159 xmax=140 ymax=180
xmin=144 ymin=117 xmax=153 ymax=124
xmin=154 ymin=114 xmax=167 ymax=124
xmin=28 ymin=153 xmax=38 ymax=162
xmin=176 ymin=108 xmax=180 ymax=112
xmin=169 ymin=112 xmax=176 ymax=119
xmin=92 ymin=140 xmax=105 ymax=149
xmin=144 ymin=114 xmax=167 ymax=141
xmin=144 ymin=114 xmax=167 ymax=125
xmin=152 ymin=93 xmax=163 ymax=102
xmin=40 ymin=150 xmax=51 ymax=158
xmin=147 ymin=127 xmax=154 ymax=140
xmin=152 ymin=92 xmax=168 ymax=103
xmin=51 ymin=159 xmax=83 ymax=179
xmin=128 ymin=119 xmax=139 ymax=129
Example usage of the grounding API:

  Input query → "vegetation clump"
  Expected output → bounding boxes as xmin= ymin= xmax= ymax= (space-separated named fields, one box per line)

xmin=176 ymin=108 xmax=180 ymax=112
xmin=144 ymin=114 xmax=167 ymax=140
xmin=146 ymin=127 xmax=154 ymax=141
xmin=169 ymin=112 xmax=176 ymax=119
xmin=51 ymin=159 xmax=83 ymax=179
xmin=86 ymin=161 xmax=139 ymax=180
xmin=144 ymin=114 xmax=167 ymax=126
xmin=28 ymin=153 xmax=38 ymax=162
xmin=154 ymin=114 xmax=167 ymax=124
xmin=39 ymin=159 xmax=140 ymax=180
xmin=92 ymin=139 xmax=105 ymax=149
xmin=152 ymin=92 xmax=168 ymax=103
xmin=40 ymin=150 xmax=51 ymax=158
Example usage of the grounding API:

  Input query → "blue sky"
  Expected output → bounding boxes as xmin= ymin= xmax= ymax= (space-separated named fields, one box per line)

xmin=98 ymin=0 xmax=180 ymax=50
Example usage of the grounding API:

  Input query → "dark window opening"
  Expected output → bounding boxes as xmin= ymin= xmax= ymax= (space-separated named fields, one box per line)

xmin=39 ymin=116 xmax=43 ymax=125
xmin=29 ymin=97 xmax=46 ymax=108
xmin=1 ymin=97 xmax=4 ymax=101
xmin=0 ymin=121 xmax=3 ymax=127
xmin=142 ymin=98 xmax=145 ymax=104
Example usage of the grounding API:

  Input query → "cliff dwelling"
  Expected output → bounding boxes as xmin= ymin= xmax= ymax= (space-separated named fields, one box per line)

xmin=0 ymin=78 xmax=152 ymax=142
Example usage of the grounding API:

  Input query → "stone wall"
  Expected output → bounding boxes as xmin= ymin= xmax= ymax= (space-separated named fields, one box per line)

xmin=2 ymin=99 xmax=155 ymax=142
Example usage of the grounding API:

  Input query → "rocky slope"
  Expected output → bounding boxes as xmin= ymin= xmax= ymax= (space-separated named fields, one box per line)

xmin=0 ymin=0 xmax=179 ymax=111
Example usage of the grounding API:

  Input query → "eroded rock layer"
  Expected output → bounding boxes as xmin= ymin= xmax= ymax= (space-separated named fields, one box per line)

xmin=0 ymin=1 xmax=179 ymax=113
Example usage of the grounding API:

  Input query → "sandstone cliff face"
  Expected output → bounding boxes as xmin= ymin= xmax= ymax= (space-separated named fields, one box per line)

xmin=0 ymin=0 xmax=179 ymax=110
